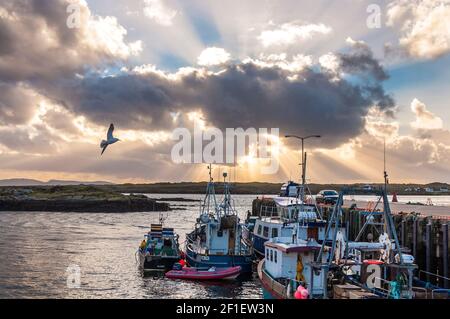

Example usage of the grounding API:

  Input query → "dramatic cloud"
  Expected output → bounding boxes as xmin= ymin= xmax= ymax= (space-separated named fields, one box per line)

xmin=365 ymin=107 xmax=400 ymax=140
xmin=0 ymin=0 xmax=142 ymax=83
xmin=258 ymin=21 xmax=332 ymax=47
xmin=410 ymin=98 xmax=444 ymax=130
xmin=44 ymin=43 xmax=394 ymax=149
xmin=143 ymin=0 xmax=178 ymax=26
xmin=386 ymin=0 xmax=450 ymax=59
xmin=1 ymin=0 xmax=448 ymax=183
xmin=339 ymin=38 xmax=390 ymax=82
xmin=0 ymin=83 xmax=41 ymax=125
xmin=197 ymin=47 xmax=231 ymax=66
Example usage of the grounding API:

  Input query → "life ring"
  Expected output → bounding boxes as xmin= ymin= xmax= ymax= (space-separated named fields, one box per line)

xmin=363 ymin=259 xmax=383 ymax=265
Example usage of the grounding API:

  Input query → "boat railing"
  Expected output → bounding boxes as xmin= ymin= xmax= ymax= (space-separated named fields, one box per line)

xmin=186 ymin=236 xmax=252 ymax=256
xmin=373 ymin=277 xmax=413 ymax=299
xmin=431 ymin=289 xmax=450 ymax=299
xmin=418 ymin=270 xmax=450 ymax=287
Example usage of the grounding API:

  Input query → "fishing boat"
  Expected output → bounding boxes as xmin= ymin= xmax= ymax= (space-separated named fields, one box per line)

xmin=249 ymin=152 xmax=339 ymax=259
xmin=138 ymin=214 xmax=182 ymax=272
xmin=258 ymin=188 xmax=420 ymax=299
xmin=326 ymin=189 xmax=418 ymax=299
xmin=185 ymin=166 xmax=253 ymax=273
xmin=251 ymin=196 xmax=323 ymax=258
xmin=257 ymin=221 xmax=331 ymax=299
xmin=166 ymin=266 xmax=242 ymax=281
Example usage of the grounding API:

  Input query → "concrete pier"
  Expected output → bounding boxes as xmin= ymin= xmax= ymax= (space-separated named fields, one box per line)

xmin=344 ymin=200 xmax=450 ymax=217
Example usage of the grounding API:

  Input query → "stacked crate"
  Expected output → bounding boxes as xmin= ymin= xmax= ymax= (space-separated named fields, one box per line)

xmin=333 ymin=284 xmax=379 ymax=299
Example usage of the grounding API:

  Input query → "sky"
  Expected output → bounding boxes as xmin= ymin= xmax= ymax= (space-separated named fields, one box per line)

xmin=0 ymin=0 xmax=450 ymax=184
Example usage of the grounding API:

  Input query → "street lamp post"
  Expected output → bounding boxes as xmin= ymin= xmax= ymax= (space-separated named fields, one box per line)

xmin=285 ymin=134 xmax=321 ymax=202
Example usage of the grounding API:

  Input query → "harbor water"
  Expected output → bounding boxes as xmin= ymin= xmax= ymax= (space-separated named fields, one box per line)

xmin=0 ymin=194 xmax=449 ymax=299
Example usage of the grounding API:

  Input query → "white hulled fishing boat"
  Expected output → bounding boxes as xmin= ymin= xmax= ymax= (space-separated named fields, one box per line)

xmin=185 ymin=166 xmax=253 ymax=273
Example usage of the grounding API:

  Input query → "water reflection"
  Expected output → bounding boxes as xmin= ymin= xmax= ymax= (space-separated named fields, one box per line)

xmin=0 ymin=194 xmax=262 ymax=299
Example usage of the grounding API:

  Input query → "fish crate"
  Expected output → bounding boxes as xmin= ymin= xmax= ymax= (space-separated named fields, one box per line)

xmin=333 ymin=284 xmax=362 ymax=299
xmin=348 ymin=290 xmax=380 ymax=299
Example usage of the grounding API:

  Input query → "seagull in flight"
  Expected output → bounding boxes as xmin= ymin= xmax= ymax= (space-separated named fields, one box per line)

xmin=100 ymin=123 xmax=120 ymax=155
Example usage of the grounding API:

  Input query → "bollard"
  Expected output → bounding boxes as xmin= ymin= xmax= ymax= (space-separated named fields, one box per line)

xmin=443 ymin=223 xmax=449 ymax=289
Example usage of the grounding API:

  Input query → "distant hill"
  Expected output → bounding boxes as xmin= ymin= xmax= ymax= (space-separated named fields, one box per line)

xmin=0 ymin=179 xmax=113 ymax=186
xmin=97 ymin=182 xmax=450 ymax=195
xmin=0 ymin=179 xmax=449 ymax=195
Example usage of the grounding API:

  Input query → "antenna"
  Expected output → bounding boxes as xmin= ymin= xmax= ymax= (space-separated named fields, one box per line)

xmin=384 ymin=139 xmax=389 ymax=192
xmin=208 ymin=164 xmax=213 ymax=183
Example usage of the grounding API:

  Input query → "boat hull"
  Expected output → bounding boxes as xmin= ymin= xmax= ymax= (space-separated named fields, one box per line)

xmin=139 ymin=252 xmax=181 ymax=272
xmin=185 ymin=248 xmax=253 ymax=274
xmin=166 ymin=266 xmax=242 ymax=280
xmin=257 ymin=259 xmax=288 ymax=299
xmin=252 ymin=234 xmax=267 ymax=259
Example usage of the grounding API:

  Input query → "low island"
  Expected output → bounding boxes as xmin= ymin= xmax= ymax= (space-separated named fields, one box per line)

xmin=0 ymin=185 xmax=170 ymax=213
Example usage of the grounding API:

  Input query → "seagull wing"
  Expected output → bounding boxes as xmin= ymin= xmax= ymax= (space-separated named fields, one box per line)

xmin=107 ymin=123 xmax=115 ymax=140
xmin=101 ymin=144 xmax=109 ymax=156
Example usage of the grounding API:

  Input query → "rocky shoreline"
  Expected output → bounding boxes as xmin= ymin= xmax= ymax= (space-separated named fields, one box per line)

xmin=0 ymin=186 xmax=170 ymax=213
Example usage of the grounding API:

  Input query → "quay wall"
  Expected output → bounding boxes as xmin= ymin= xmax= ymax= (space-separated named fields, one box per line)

xmin=251 ymin=198 xmax=450 ymax=288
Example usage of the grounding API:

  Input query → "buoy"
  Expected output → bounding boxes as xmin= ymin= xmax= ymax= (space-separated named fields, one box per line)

xmin=392 ymin=192 xmax=398 ymax=203
xmin=363 ymin=259 xmax=383 ymax=265
xmin=295 ymin=285 xmax=309 ymax=299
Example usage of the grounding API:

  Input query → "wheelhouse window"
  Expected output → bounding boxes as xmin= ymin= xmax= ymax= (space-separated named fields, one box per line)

xmin=257 ymin=225 xmax=262 ymax=235
xmin=263 ymin=226 xmax=269 ymax=238
xmin=271 ymin=228 xmax=278 ymax=238
xmin=270 ymin=249 xmax=273 ymax=262
xmin=274 ymin=251 xmax=277 ymax=263
xmin=282 ymin=208 xmax=288 ymax=219
xmin=292 ymin=208 xmax=298 ymax=221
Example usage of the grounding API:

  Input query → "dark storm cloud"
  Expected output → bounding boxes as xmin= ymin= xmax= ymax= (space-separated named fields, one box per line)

xmin=338 ymin=49 xmax=389 ymax=82
xmin=50 ymin=54 xmax=395 ymax=148
xmin=0 ymin=0 xmax=395 ymax=151
xmin=55 ymin=74 xmax=176 ymax=130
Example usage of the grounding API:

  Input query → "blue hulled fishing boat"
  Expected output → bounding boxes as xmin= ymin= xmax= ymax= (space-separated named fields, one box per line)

xmin=249 ymin=151 xmax=336 ymax=259
xmin=185 ymin=166 xmax=253 ymax=273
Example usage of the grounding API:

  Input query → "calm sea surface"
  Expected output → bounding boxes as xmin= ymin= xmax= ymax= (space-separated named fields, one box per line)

xmin=0 ymin=194 xmax=261 ymax=299
xmin=0 ymin=194 xmax=449 ymax=299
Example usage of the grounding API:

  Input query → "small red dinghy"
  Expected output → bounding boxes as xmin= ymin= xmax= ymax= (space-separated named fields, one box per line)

xmin=166 ymin=266 xmax=241 ymax=280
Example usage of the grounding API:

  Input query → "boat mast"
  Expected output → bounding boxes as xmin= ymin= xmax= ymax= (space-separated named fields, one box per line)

xmin=219 ymin=171 xmax=236 ymax=218
xmin=384 ymin=138 xmax=389 ymax=193
xmin=202 ymin=164 xmax=217 ymax=217
xmin=285 ymin=135 xmax=321 ymax=207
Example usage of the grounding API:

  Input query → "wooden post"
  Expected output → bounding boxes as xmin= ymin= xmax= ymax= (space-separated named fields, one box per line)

xmin=309 ymin=265 xmax=314 ymax=298
xmin=322 ymin=265 xmax=329 ymax=299
xmin=426 ymin=223 xmax=431 ymax=283
xmin=401 ymin=219 xmax=406 ymax=247
xmin=443 ymin=223 xmax=448 ymax=289
xmin=413 ymin=218 xmax=418 ymax=258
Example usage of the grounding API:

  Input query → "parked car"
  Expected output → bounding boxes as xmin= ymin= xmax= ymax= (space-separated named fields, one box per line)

xmin=316 ymin=190 xmax=339 ymax=204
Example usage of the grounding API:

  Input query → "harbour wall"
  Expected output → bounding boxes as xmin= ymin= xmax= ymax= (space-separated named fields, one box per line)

xmin=251 ymin=198 xmax=450 ymax=288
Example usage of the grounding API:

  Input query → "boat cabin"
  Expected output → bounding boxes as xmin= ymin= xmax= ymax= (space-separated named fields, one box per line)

xmin=261 ymin=238 xmax=329 ymax=298
xmin=280 ymin=181 xmax=300 ymax=197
